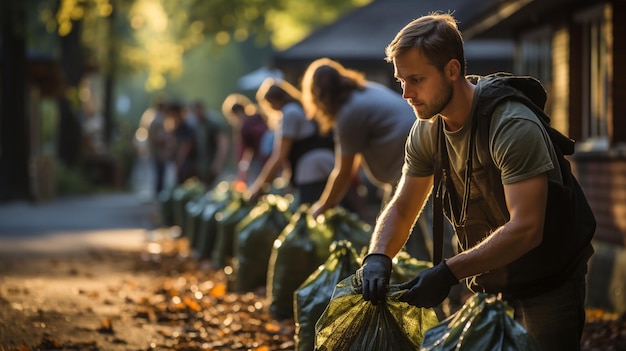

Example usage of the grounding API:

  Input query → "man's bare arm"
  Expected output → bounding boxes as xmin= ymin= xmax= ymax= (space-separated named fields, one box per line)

xmin=369 ymin=174 xmax=433 ymax=258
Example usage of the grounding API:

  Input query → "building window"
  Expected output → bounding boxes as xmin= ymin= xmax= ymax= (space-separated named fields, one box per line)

xmin=516 ymin=27 xmax=552 ymax=83
xmin=576 ymin=5 xmax=612 ymax=150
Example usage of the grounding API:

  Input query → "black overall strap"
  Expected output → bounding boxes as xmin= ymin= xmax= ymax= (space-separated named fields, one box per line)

xmin=432 ymin=118 xmax=444 ymax=265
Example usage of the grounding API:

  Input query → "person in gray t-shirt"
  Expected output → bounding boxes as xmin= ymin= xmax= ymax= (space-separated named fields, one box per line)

xmin=246 ymin=78 xmax=335 ymax=205
xmin=301 ymin=58 xmax=434 ymax=259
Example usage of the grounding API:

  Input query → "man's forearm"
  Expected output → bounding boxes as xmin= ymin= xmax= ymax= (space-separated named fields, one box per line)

xmin=368 ymin=200 xmax=415 ymax=258
xmin=446 ymin=220 xmax=542 ymax=280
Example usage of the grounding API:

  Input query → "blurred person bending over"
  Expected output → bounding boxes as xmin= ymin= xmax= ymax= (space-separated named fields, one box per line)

xmin=190 ymin=100 xmax=230 ymax=186
xmin=359 ymin=12 xmax=595 ymax=350
xmin=246 ymin=78 xmax=335 ymax=205
xmin=301 ymin=58 xmax=435 ymax=260
xmin=222 ymin=94 xmax=269 ymax=186
xmin=166 ymin=101 xmax=196 ymax=184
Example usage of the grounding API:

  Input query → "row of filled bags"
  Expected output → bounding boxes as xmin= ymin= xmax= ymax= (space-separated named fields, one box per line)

xmin=157 ymin=178 xmax=374 ymax=315
xmin=158 ymin=178 xmax=540 ymax=351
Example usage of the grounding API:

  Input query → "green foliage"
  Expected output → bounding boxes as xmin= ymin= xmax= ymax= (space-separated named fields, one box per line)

xmin=55 ymin=163 xmax=94 ymax=196
xmin=35 ymin=0 xmax=372 ymax=91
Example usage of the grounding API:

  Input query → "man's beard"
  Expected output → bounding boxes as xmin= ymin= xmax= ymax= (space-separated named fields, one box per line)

xmin=413 ymin=80 xmax=453 ymax=120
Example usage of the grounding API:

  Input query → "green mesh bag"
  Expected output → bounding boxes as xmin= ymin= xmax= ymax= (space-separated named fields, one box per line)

xmin=294 ymin=240 xmax=361 ymax=351
xmin=315 ymin=274 xmax=439 ymax=351
xmin=420 ymin=293 xmax=540 ymax=350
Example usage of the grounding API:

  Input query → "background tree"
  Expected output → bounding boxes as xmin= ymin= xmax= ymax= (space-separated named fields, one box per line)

xmin=0 ymin=1 xmax=30 ymax=201
xmin=0 ymin=0 xmax=372 ymax=201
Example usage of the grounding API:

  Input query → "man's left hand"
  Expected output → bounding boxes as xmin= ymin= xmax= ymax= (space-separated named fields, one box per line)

xmin=398 ymin=261 xmax=458 ymax=308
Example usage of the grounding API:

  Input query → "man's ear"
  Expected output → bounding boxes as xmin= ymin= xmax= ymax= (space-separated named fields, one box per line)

xmin=446 ymin=59 xmax=461 ymax=80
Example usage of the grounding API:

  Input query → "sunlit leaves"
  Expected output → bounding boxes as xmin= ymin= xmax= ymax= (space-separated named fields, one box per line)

xmin=56 ymin=0 xmax=112 ymax=36
xmin=43 ymin=0 xmax=373 ymax=91
xmin=129 ymin=0 xmax=168 ymax=32
xmin=266 ymin=0 xmax=373 ymax=50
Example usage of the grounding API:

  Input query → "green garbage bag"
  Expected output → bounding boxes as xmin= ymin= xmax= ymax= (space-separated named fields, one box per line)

xmin=294 ymin=240 xmax=361 ymax=351
xmin=320 ymin=206 xmax=372 ymax=254
xmin=184 ymin=191 xmax=209 ymax=246
xmin=171 ymin=178 xmax=206 ymax=230
xmin=212 ymin=192 xmax=253 ymax=268
xmin=157 ymin=187 xmax=175 ymax=227
xmin=420 ymin=293 xmax=540 ymax=351
xmin=233 ymin=194 xmax=291 ymax=293
xmin=315 ymin=274 xmax=439 ymax=351
xmin=391 ymin=250 xmax=432 ymax=284
xmin=190 ymin=182 xmax=232 ymax=256
xmin=267 ymin=205 xmax=333 ymax=320
xmin=185 ymin=186 xmax=231 ymax=248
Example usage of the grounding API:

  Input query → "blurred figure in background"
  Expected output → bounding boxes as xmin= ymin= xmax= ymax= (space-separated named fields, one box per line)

xmin=166 ymin=101 xmax=195 ymax=185
xmin=133 ymin=96 xmax=167 ymax=199
xmin=222 ymin=94 xmax=269 ymax=187
xmin=246 ymin=77 xmax=335 ymax=205
xmin=190 ymin=100 xmax=230 ymax=186
xmin=146 ymin=97 xmax=177 ymax=195
xmin=301 ymin=57 xmax=434 ymax=260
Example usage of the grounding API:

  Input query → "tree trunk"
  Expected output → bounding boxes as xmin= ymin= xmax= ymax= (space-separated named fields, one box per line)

xmin=0 ymin=1 xmax=31 ymax=201
xmin=102 ymin=5 xmax=117 ymax=146
xmin=56 ymin=12 xmax=83 ymax=168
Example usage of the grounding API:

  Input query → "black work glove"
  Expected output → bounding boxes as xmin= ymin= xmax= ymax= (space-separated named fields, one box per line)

xmin=398 ymin=260 xmax=458 ymax=308
xmin=357 ymin=253 xmax=392 ymax=304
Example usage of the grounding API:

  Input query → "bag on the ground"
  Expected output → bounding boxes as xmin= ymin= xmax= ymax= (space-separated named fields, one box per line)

xmin=171 ymin=177 xmax=206 ymax=230
xmin=420 ymin=293 xmax=540 ymax=350
xmin=294 ymin=240 xmax=361 ymax=351
xmin=194 ymin=186 xmax=234 ymax=258
xmin=233 ymin=194 xmax=292 ymax=293
xmin=157 ymin=187 xmax=175 ymax=227
xmin=391 ymin=250 xmax=432 ymax=284
xmin=267 ymin=205 xmax=333 ymax=320
xmin=319 ymin=206 xmax=372 ymax=254
xmin=315 ymin=274 xmax=439 ymax=351
xmin=185 ymin=181 xmax=231 ymax=249
xmin=212 ymin=192 xmax=253 ymax=268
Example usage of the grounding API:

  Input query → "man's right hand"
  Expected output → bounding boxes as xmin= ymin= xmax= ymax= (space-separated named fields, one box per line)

xmin=358 ymin=253 xmax=392 ymax=304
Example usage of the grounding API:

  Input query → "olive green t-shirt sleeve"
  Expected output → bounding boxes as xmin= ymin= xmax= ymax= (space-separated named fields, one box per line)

xmin=490 ymin=102 xmax=555 ymax=185
xmin=403 ymin=118 xmax=438 ymax=177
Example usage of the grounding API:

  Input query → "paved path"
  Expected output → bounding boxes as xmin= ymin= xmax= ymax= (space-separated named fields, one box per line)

xmin=0 ymin=192 xmax=159 ymax=256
